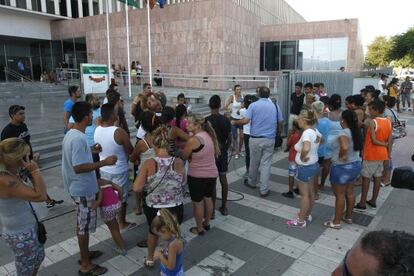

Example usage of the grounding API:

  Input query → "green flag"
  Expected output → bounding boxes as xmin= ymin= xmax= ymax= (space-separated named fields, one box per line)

xmin=117 ymin=0 xmax=139 ymax=8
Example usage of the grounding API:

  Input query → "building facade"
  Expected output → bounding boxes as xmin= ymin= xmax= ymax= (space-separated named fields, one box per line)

xmin=0 ymin=0 xmax=363 ymax=83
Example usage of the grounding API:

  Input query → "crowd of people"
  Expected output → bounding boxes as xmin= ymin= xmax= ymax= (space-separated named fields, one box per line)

xmin=0 ymin=78 xmax=414 ymax=276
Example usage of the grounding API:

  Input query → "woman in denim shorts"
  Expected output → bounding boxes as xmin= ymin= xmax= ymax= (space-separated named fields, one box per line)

xmin=324 ymin=110 xmax=362 ymax=229
xmin=287 ymin=109 xmax=322 ymax=228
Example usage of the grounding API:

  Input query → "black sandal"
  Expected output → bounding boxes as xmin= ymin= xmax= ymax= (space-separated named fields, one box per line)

xmin=77 ymin=250 xmax=103 ymax=264
xmin=203 ymin=224 xmax=211 ymax=231
xmin=190 ymin=227 xmax=205 ymax=235
xmin=137 ymin=239 xmax=148 ymax=248
xmin=78 ymin=264 xmax=108 ymax=276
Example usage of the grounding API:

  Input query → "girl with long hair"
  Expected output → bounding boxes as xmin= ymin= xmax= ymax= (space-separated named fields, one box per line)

xmin=324 ymin=110 xmax=362 ymax=229
xmin=182 ymin=114 xmax=220 ymax=235
xmin=286 ymin=109 xmax=321 ymax=228
xmin=152 ymin=209 xmax=184 ymax=276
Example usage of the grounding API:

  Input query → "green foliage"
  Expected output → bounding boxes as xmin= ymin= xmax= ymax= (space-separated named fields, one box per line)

xmin=389 ymin=27 xmax=414 ymax=68
xmin=365 ymin=36 xmax=392 ymax=68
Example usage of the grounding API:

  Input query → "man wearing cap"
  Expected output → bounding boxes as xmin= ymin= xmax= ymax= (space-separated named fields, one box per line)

xmin=1 ymin=105 xmax=64 ymax=208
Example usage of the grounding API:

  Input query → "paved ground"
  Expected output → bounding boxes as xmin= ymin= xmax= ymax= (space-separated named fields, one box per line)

xmin=1 ymin=86 xmax=414 ymax=276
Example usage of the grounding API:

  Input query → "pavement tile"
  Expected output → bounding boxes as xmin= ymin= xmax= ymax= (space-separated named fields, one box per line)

xmin=267 ymin=239 xmax=306 ymax=259
xmin=289 ymin=259 xmax=331 ymax=276
xmin=107 ymin=255 xmax=142 ymax=275
xmin=299 ymin=251 xmax=338 ymax=272
xmin=44 ymin=244 xmax=71 ymax=263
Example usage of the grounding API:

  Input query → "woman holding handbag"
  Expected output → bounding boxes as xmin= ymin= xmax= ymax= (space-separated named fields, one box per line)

xmin=0 ymin=138 xmax=48 ymax=276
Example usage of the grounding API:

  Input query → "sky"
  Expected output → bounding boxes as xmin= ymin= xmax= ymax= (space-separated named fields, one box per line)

xmin=285 ymin=0 xmax=414 ymax=51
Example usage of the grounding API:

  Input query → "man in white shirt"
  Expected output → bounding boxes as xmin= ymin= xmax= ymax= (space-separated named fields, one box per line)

xmin=378 ymin=74 xmax=388 ymax=96
xmin=94 ymin=103 xmax=136 ymax=232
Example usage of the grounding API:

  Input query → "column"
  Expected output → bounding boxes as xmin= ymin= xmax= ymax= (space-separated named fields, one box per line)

xmin=78 ymin=0 xmax=83 ymax=17
xmin=26 ymin=0 xmax=32 ymax=10
xmin=116 ymin=0 xmax=121 ymax=12
xmin=54 ymin=0 xmax=60 ymax=14
xmin=108 ymin=0 xmax=112 ymax=13
xmin=10 ymin=0 xmax=16 ymax=7
xmin=88 ymin=0 xmax=93 ymax=15
xmin=66 ymin=0 xmax=72 ymax=17
xmin=40 ymin=0 xmax=47 ymax=12
xmin=99 ymin=0 xmax=103 ymax=14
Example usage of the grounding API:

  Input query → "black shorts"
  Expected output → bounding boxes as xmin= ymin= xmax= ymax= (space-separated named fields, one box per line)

xmin=318 ymin=157 xmax=325 ymax=165
xmin=143 ymin=203 xmax=184 ymax=234
xmin=188 ymin=175 xmax=217 ymax=202
xmin=216 ymin=150 xmax=228 ymax=174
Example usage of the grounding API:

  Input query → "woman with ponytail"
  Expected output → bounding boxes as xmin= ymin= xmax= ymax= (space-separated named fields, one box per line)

xmin=0 ymin=138 xmax=47 ymax=275
xmin=182 ymin=113 xmax=220 ymax=235
xmin=286 ymin=109 xmax=322 ymax=228
xmin=324 ymin=109 xmax=362 ymax=229
xmin=133 ymin=126 xmax=185 ymax=267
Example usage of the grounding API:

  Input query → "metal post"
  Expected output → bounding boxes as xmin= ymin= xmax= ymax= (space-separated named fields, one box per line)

xmin=106 ymin=0 xmax=111 ymax=82
xmin=146 ymin=0 xmax=152 ymax=85
xmin=125 ymin=2 xmax=131 ymax=98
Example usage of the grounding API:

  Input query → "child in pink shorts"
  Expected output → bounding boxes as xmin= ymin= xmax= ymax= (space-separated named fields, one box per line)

xmin=94 ymin=179 xmax=126 ymax=255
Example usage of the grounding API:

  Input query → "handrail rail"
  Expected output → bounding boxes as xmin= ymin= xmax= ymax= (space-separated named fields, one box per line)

xmin=4 ymin=67 xmax=35 ymax=83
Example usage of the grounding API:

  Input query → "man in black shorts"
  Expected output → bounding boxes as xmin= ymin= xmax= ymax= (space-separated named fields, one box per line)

xmin=206 ymin=95 xmax=232 ymax=216
xmin=1 ymin=105 xmax=64 ymax=208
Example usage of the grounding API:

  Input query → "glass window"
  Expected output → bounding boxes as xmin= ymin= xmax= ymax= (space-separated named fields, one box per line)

xmin=74 ymin=37 xmax=87 ymax=69
xmin=16 ymin=0 xmax=26 ymax=9
xmin=62 ymin=38 xmax=75 ymax=68
xmin=60 ymin=0 xmax=67 ymax=16
xmin=46 ymin=0 xmax=55 ymax=13
xmin=264 ymin=41 xmax=280 ymax=71
xmin=330 ymin=37 xmax=348 ymax=70
xmin=71 ymin=0 xmax=79 ymax=18
xmin=82 ymin=0 xmax=89 ymax=16
xmin=31 ymin=0 xmax=41 ymax=11
xmin=313 ymin=38 xmax=331 ymax=70
xmin=93 ymin=0 xmax=99 ymax=15
xmin=51 ymin=40 xmax=63 ymax=69
xmin=281 ymin=41 xmax=296 ymax=70
xmin=260 ymin=42 xmax=264 ymax=71
xmin=0 ymin=0 xmax=10 ymax=5
xmin=297 ymin=39 xmax=314 ymax=70
xmin=0 ymin=42 xmax=6 ymax=81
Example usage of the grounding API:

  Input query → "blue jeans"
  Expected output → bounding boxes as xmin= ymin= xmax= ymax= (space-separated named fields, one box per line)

xmin=330 ymin=161 xmax=361 ymax=185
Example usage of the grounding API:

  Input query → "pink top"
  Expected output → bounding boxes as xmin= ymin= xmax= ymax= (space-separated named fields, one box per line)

xmin=100 ymin=185 xmax=120 ymax=207
xmin=171 ymin=119 xmax=189 ymax=149
xmin=188 ymin=131 xmax=218 ymax=178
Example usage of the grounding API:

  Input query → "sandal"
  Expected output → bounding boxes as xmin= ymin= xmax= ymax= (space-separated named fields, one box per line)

xmin=137 ymin=239 xmax=148 ymax=248
xmin=323 ymin=221 xmax=341 ymax=230
xmin=78 ymin=250 xmax=103 ymax=264
xmin=143 ymin=257 xmax=155 ymax=268
xmin=78 ymin=264 xmax=108 ymax=276
xmin=342 ymin=217 xmax=353 ymax=224
xmin=120 ymin=222 xmax=137 ymax=234
xmin=189 ymin=227 xmax=205 ymax=236
xmin=219 ymin=207 xmax=228 ymax=216
xmin=202 ymin=223 xmax=211 ymax=231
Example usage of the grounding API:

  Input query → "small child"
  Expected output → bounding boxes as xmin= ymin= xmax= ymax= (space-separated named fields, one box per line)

xmin=282 ymin=119 xmax=301 ymax=198
xmin=94 ymin=179 xmax=126 ymax=255
xmin=152 ymin=209 xmax=184 ymax=276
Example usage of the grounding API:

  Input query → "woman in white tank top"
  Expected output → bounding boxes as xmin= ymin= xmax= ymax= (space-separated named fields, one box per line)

xmin=225 ymin=84 xmax=244 ymax=159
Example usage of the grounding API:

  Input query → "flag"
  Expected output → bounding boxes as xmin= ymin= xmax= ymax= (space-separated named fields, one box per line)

xmin=117 ymin=0 xmax=139 ymax=8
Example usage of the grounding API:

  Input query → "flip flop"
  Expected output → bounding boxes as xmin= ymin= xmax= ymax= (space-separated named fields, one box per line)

xmin=78 ymin=250 xmax=103 ymax=264
xmin=342 ymin=217 xmax=353 ymax=224
xmin=78 ymin=264 xmax=107 ymax=276
xmin=120 ymin=222 xmax=137 ymax=234
xmin=323 ymin=221 xmax=341 ymax=230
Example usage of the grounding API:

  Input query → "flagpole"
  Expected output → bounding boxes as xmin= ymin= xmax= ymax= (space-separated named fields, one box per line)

xmin=146 ymin=0 xmax=152 ymax=86
xmin=106 ymin=0 xmax=111 ymax=81
xmin=125 ymin=2 xmax=132 ymax=98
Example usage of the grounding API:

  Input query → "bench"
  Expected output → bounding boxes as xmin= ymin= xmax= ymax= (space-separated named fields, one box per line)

xmin=168 ymin=93 xmax=204 ymax=104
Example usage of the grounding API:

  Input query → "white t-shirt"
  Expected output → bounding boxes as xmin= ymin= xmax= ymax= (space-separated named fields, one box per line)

xmin=239 ymin=108 xmax=250 ymax=135
xmin=294 ymin=128 xmax=322 ymax=166
xmin=378 ymin=79 xmax=387 ymax=95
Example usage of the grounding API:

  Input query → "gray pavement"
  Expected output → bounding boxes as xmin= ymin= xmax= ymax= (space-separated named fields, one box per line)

xmin=1 ymin=84 xmax=414 ymax=275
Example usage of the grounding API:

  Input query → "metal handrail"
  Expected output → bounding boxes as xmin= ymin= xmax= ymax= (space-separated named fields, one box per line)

xmin=4 ymin=67 xmax=35 ymax=83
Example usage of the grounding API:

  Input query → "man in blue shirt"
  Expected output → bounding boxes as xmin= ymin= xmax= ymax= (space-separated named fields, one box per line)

xmin=62 ymin=101 xmax=116 ymax=275
xmin=63 ymin=86 xmax=81 ymax=133
xmin=233 ymin=87 xmax=284 ymax=197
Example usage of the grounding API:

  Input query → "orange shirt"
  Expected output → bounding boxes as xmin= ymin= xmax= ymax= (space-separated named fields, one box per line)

xmin=363 ymin=117 xmax=392 ymax=161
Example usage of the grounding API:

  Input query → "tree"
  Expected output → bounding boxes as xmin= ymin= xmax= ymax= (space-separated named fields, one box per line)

xmin=365 ymin=36 xmax=392 ymax=68
xmin=389 ymin=27 xmax=414 ymax=68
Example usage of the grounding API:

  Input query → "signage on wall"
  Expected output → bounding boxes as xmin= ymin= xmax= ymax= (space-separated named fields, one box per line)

xmin=81 ymin=63 xmax=109 ymax=94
